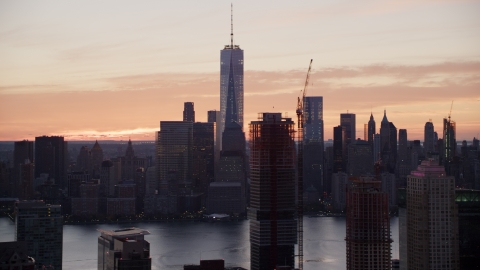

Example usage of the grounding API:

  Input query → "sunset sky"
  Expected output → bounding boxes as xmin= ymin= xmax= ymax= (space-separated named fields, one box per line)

xmin=1 ymin=0 xmax=479 ymax=141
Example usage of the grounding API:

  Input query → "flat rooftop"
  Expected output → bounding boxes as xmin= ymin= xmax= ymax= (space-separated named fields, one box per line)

xmin=98 ymin=227 xmax=150 ymax=238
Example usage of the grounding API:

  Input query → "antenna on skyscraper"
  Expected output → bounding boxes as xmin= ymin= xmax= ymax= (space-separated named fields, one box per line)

xmin=448 ymin=100 xmax=454 ymax=121
xmin=231 ymin=3 xmax=234 ymax=47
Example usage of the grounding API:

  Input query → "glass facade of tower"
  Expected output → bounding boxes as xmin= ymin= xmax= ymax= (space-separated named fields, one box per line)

xmin=15 ymin=201 xmax=63 ymax=269
xmin=249 ymin=113 xmax=296 ymax=270
xmin=220 ymin=46 xmax=244 ymax=133
xmin=303 ymin=96 xmax=324 ymax=194
xmin=157 ymin=121 xmax=193 ymax=196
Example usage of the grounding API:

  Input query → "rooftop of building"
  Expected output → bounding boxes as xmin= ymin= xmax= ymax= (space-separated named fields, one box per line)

xmin=410 ymin=159 xmax=449 ymax=178
xmin=251 ymin=112 xmax=293 ymax=124
xmin=98 ymin=227 xmax=150 ymax=238
xmin=210 ymin=182 xmax=242 ymax=187
xmin=15 ymin=200 xmax=61 ymax=209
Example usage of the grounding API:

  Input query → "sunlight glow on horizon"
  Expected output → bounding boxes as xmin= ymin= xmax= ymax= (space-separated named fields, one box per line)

xmin=0 ymin=0 xmax=479 ymax=141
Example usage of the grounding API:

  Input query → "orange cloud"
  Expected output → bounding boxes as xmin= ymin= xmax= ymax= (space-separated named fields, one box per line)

xmin=0 ymin=62 xmax=479 ymax=141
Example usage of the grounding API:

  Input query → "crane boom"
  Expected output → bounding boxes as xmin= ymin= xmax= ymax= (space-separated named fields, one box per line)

xmin=296 ymin=59 xmax=313 ymax=128
xmin=296 ymin=59 xmax=312 ymax=270
xmin=303 ymin=59 xmax=313 ymax=103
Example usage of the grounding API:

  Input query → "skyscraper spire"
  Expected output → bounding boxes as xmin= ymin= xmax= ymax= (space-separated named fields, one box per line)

xmin=382 ymin=109 xmax=389 ymax=125
xmin=231 ymin=3 xmax=234 ymax=47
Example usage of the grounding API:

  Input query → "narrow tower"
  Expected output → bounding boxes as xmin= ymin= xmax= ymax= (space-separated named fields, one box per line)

xmin=220 ymin=4 xmax=244 ymax=145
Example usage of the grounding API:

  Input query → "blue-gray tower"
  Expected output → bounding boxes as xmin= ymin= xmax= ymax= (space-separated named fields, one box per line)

xmin=220 ymin=5 xmax=244 ymax=142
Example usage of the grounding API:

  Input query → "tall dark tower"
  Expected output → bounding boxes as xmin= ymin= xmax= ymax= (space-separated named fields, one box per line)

xmin=183 ymin=102 xmax=195 ymax=122
xmin=13 ymin=140 xmax=34 ymax=198
xmin=424 ymin=120 xmax=435 ymax=157
xmin=34 ymin=136 xmax=67 ymax=189
xmin=333 ymin=125 xmax=346 ymax=173
xmin=368 ymin=113 xmax=376 ymax=149
xmin=91 ymin=140 xmax=104 ymax=178
xmin=13 ymin=140 xmax=34 ymax=168
xmin=220 ymin=4 xmax=244 ymax=137
xmin=443 ymin=117 xmax=456 ymax=174
xmin=192 ymin=122 xmax=215 ymax=201
xmin=397 ymin=129 xmax=409 ymax=187
xmin=303 ymin=96 xmax=324 ymax=194
xmin=380 ymin=110 xmax=397 ymax=172
xmin=340 ymin=113 xmax=356 ymax=145
xmin=249 ymin=113 xmax=296 ymax=270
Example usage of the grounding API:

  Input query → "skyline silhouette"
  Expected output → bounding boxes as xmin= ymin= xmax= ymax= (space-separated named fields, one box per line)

xmin=0 ymin=1 xmax=479 ymax=141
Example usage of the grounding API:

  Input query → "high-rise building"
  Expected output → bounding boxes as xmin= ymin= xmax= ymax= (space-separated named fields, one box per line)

xmin=71 ymin=182 xmax=100 ymax=217
xmin=331 ymin=172 xmax=349 ymax=211
xmin=424 ymin=121 xmax=435 ymax=157
xmin=17 ymin=161 xmax=34 ymax=200
xmin=217 ymin=122 xmax=247 ymax=185
xmin=13 ymin=140 xmax=33 ymax=168
xmin=364 ymin=123 xmax=367 ymax=141
xmin=13 ymin=140 xmax=35 ymax=198
xmin=157 ymin=121 xmax=193 ymax=196
xmin=407 ymin=160 xmax=459 ymax=269
xmin=333 ymin=125 xmax=346 ymax=173
xmin=207 ymin=121 xmax=246 ymax=215
xmin=76 ymin=145 xmax=92 ymax=172
xmin=120 ymin=139 xmax=146 ymax=181
xmin=397 ymin=129 xmax=408 ymax=163
xmin=303 ymin=96 xmax=324 ymax=194
xmin=396 ymin=129 xmax=410 ymax=187
xmin=220 ymin=10 xmax=243 ymax=134
xmin=346 ymin=177 xmax=392 ymax=270
xmin=379 ymin=111 xmax=397 ymax=172
xmin=183 ymin=102 xmax=195 ymax=122
xmin=192 ymin=122 xmax=215 ymax=200
xmin=443 ymin=117 xmax=456 ymax=173
xmin=249 ymin=113 xmax=296 ymax=270
xmin=347 ymin=139 xmax=373 ymax=176
xmin=455 ymin=189 xmax=480 ymax=269
xmin=98 ymin=227 xmax=151 ymax=270
xmin=91 ymin=140 xmax=104 ymax=178
xmin=373 ymin=133 xmax=381 ymax=163
xmin=35 ymin=136 xmax=68 ymax=189
xmin=381 ymin=172 xmax=397 ymax=209
xmin=208 ymin=110 xmax=222 ymax=164
xmin=368 ymin=113 xmax=375 ymax=149
xmin=340 ymin=113 xmax=356 ymax=146
xmin=15 ymin=201 xmax=63 ymax=269
xmin=100 ymin=160 xmax=121 ymax=197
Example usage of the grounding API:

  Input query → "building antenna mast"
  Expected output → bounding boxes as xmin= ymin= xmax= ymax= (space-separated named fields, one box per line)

xmin=231 ymin=3 xmax=234 ymax=47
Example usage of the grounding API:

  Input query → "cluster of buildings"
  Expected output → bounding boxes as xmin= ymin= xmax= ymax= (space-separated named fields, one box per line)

xmin=0 ymin=10 xmax=480 ymax=270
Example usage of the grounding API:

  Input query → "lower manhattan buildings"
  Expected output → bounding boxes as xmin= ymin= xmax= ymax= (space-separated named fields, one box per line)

xmin=14 ymin=201 xmax=63 ymax=269
xmin=406 ymin=159 xmax=459 ymax=270
xmin=248 ymin=113 xmax=297 ymax=270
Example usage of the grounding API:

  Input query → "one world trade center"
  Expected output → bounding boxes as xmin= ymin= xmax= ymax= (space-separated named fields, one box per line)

xmin=220 ymin=5 xmax=244 ymax=140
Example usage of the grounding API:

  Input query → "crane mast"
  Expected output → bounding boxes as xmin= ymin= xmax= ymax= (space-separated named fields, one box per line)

xmin=296 ymin=59 xmax=312 ymax=270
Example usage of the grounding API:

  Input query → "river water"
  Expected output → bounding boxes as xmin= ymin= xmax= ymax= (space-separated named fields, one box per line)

xmin=0 ymin=216 xmax=399 ymax=269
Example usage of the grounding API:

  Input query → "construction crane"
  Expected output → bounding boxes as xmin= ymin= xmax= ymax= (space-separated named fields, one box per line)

xmin=296 ymin=59 xmax=312 ymax=270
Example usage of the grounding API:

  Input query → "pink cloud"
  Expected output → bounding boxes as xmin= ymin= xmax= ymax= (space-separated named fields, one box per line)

xmin=0 ymin=61 xmax=479 ymax=141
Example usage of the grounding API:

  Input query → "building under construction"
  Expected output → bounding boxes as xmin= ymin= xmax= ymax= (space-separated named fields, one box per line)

xmin=345 ymin=177 xmax=392 ymax=270
xmin=248 ymin=113 xmax=297 ymax=270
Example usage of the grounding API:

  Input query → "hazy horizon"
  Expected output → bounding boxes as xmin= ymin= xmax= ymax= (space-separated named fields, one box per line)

xmin=1 ymin=0 xmax=479 ymax=141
